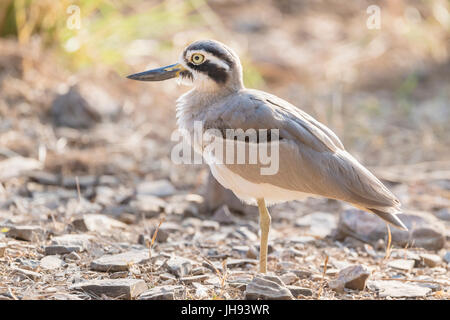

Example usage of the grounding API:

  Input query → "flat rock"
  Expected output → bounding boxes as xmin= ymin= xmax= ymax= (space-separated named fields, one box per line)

xmin=279 ymin=272 xmax=298 ymax=285
xmin=387 ymin=259 xmax=415 ymax=273
xmin=0 ymin=157 xmax=43 ymax=181
xmin=212 ymin=205 xmax=236 ymax=224
xmin=287 ymin=286 xmax=313 ymax=297
xmin=40 ymin=255 xmax=64 ymax=270
xmin=180 ymin=275 xmax=209 ymax=284
xmin=201 ymin=220 xmax=220 ymax=231
xmin=329 ymin=264 xmax=371 ymax=292
xmin=335 ymin=209 xmax=446 ymax=251
xmin=419 ymin=253 xmax=442 ymax=267
xmin=72 ymin=214 xmax=128 ymax=233
xmin=443 ymin=251 xmax=450 ymax=264
xmin=90 ymin=250 xmax=150 ymax=272
xmin=295 ymin=212 xmax=337 ymax=238
xmin=45 ymin=245 xmax=82 ymax=255
xmin=244 ymin=274 xmax=294 ymax=300
xmin=166 ymin=256 xmax=193 ymax=277
xmin=7 ymin=226 xmax=44 ymax=241
xmin=50 ymin=234 xmax=93 ymax=251
xmin=138 ymin=285 xmax=184 ymax=300
xmin=11 ymin=267 xmax=41 ymax=280
xmin=71 ymin=279 xmax=147 ymax=299
xmin=367 ymin=280 xmax=431 ymax=298
xmin=226 ymin=258 xmax=258 ymax=268
xmin=137 ymin=180 xmax=176 ymax=197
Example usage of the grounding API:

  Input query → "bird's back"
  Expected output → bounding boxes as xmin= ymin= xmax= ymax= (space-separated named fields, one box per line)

xmin=197 ymin=88 xmax=406 ymax=229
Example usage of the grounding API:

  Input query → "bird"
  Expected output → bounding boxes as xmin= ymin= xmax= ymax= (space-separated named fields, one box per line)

xmin=127 ymin=39 xmax=407 ymax=274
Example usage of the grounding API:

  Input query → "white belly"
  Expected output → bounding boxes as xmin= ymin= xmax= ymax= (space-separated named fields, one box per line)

xmin=209 ymin=162 xmax=317 ymax=206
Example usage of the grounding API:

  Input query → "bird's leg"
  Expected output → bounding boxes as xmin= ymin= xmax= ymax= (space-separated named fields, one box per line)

xmin=256 ymin=198 xmax=271 ymax=273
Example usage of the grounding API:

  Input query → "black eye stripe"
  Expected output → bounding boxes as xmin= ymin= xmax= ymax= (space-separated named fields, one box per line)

xmin=184 ymin=44 xmax=234 ymax=68
xmin=186 ymin=61 xmax=228 ymax=84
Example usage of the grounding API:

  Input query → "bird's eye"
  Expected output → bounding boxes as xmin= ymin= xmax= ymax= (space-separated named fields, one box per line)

xmin=191 ymin=53 xmax=205 ymax=64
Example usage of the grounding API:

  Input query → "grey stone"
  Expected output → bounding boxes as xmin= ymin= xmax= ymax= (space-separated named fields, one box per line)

xmin=387 ymin=259 xmax=415 ymax=273
xmin=65 ymin=252 xmax=81 ymax=262
xmin=336 ymin=209 xmax=446 ymax=251
xmin=166 ymin=256 xmax=192 ymax=277
xmin=211 ymin=205 xmax=236 ymax=224
xmin=367 ymin=280 xmax=431 ymax=298
xmin=50 ymin=234 xmax=93 ymax=251
xmin=90 ymin=250 xmax=150 ymax=272
xmin=287 ymin=286 xmax=313 ymax=297
xmin=62 ymin=175 xmax=97 ymax=189
xmin=137 ymin=180 xmax=176 ymax=197
xmin=72 ymin=214 xmax=128 ymax=233
xmin=131 ymin=195 xmax=166 ymax=217
xmin=279 ymin=272 xmax=298 ymax=285
xmin=290 ymin=269 xmax=313 ymax=279
xmin=232 ymin=227 xmax=257 ymax=241
xmin=201 ymin=220 xmax=220 ymax=231
xmin=15 ymin=258 xmax=40 ymax=270
xmin=295 ymin=212 xmax=337 ymax=238
xmin=51 ymin=85 xmax=101 ymax=129
xmin=11 ymin=267 xmax=41 ymax=280
xmin=329 ymin=265 xmax=371 ymax=292
xmin=226 ymin=258 xmax=258 ymax=268
xmin=71 ymin=279 xmax=147 ymax=299
xmin=7 ymin=225 xmax=44 ymax=241
xmin=180 ymin=275 xmax=209 ymax=284
xmin=138 ymin=285 xmax=184 ymax=300
xmin=443 ymin=251 xmax=450 ymax=264
xmin=419 ymin=253 xmax=442 ymax=267
xmin=40 ymin=255 xmax=64 ymax=270
xmin=435 ymin=208 xmax=450 ymax=221
xmin=244 ymin=274 xmax=294 ymax=300
xmin=0 ymin=157 xmax=43 ymax=181
xmin=45 ymin=245 xmax=82 ymax=255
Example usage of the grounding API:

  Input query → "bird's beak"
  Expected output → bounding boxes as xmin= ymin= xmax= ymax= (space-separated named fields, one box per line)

xmin=126 ymin=63 xmax=185 ymax=81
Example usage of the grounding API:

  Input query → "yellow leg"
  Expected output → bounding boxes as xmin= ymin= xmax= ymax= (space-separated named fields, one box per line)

xmin=257 ymin=198 xmax=271 ymax=273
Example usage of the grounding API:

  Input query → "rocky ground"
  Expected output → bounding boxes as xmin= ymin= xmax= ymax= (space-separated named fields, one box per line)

xmin=1 ymin=0 xmax=450 ymax=300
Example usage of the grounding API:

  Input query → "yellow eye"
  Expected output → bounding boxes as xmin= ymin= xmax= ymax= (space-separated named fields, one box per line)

xmin=191 ymin=53 xmax=205 ymax=64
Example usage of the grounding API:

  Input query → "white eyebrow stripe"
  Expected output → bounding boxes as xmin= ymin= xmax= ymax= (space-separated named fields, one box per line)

xmin=185 ymin=49 xmax=230 ymax=71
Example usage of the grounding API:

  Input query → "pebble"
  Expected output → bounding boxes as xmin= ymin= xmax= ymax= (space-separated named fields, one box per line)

xmin=90 ymin=250 xmax=150 ymax=272
xmin=329 ymin=265 xmax=371 ymax=292
xmin=443 ymin=251 xmax=450 ymax=264
xmin=166 ymin=256 xmax=193 ymax=277
xmin=72 ymin=214 xmax=128 ymax=234
xmin=279 ymin=272 xmax=298 ymax=285
xmin=50 ymin=234 xmax=93 ymax=251
xmin=71 ymin=279 xmax=147 ymax=299
xmin=180 ymin=275 xmax=209 ymax=284
xmin=295 ymin=212 xmax=337 ymax=238
xmin=201 ymin=220 xmax=220 ymax=231
xmin=45 ymin=245 xmax=82 ymax=255
xmin=212 ymin=205 xmax=236 ymax=224
xmin=65 ymin=251 xmax=81 ymax=262
xmin=244 ymin=274 xmax=294 ymax=300
xmin=11 ymin=267 xmax=41 ymax=280
xmin=419 ymin=253 xmax=442 ymax=267
xmin=387 ymin=259 xmax=415 ymax=273
xmin=335 ymin=209 xmax=445 ymax=251
xmin=226 ymin=258 xmax=258 ymax=269
xmin=367 ymin=280 xmax=431 ymax=298
xmin=7 ymin=226 xmax=44 ymax=241
xmin=287 ymin=286 xmax=313 ymax=297
xmin=40 ymin=255 xmax=64 ymax=270
xmin=138 ymin=285 xmax=184 ymax=300
xmin=137 ymin=179 xmax=176 ymax=197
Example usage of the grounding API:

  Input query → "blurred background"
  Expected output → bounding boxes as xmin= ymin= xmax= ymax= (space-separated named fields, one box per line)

xmin=1 ymin=0 xmax=449 ymax=211
xmin=0 ymin=0 xmax=449 ymax=300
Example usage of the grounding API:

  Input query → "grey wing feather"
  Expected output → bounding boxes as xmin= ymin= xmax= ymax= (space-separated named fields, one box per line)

xmin=203 ymin=89 xmax=405 ymax=229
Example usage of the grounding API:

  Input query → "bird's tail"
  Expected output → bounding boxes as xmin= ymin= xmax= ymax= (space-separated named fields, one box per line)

xmin=369 ymin=208 xmax=408 ymax=231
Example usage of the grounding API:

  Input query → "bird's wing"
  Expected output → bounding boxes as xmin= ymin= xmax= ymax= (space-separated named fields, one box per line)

xmin=202 ymin=89 xmax=404 ymax=228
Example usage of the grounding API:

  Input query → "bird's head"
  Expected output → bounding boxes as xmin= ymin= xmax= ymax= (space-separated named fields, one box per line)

xmin=127 ymin=40 xmax=243 ymax=92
